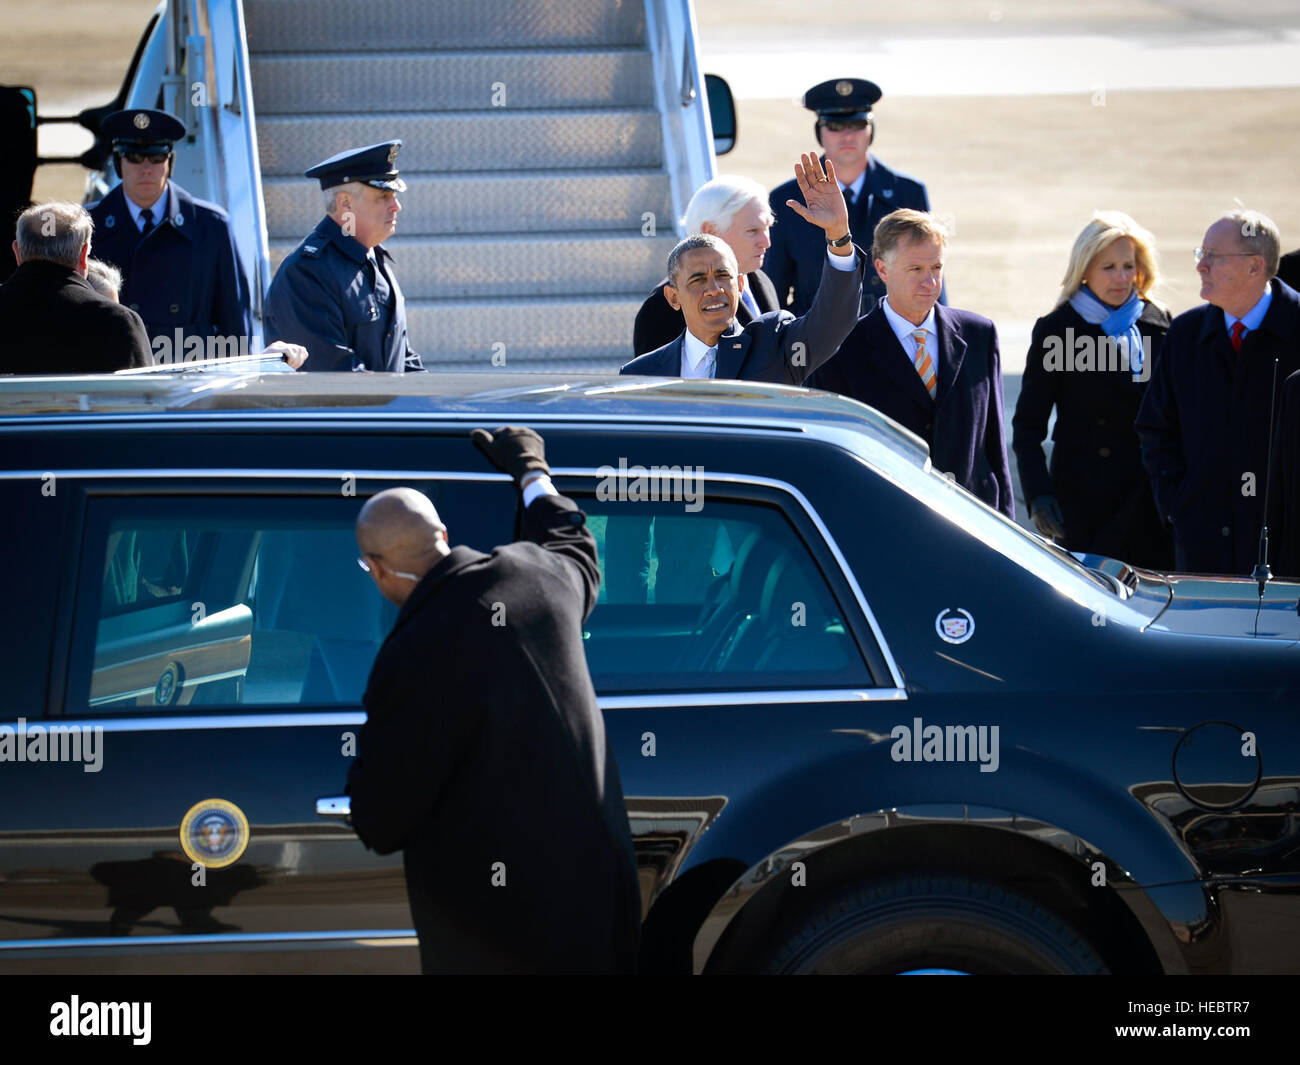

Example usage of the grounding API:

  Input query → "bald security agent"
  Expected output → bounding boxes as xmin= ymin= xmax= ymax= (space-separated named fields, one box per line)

xmin=766 ymin=78 xmax=932 ymax=317
xmin=88 ymin=109 xmax=251 ymax=356
xmin=621 ymin=153 xmax=864 ymax=383
xmin=0 ymin=202 xmax=152 ymax=373
xmin=265 ymin=141 xmax=423 ymax=372
xmin=809 ymin=209 xmax=1015 ymax=518
xmin=346 ymin=427 xmax=639 ymax=974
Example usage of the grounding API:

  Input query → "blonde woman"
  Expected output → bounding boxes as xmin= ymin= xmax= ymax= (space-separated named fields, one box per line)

xmin=1012 ymin=211 xmax=1172 ymax=568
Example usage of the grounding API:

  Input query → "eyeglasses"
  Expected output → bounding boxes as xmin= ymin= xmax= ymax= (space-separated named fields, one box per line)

xmin=356 ymin=555 xmax=421 ymax=581
xmin=1194 ymin=247 xmax=1257 ymax=267
xmin=821 ymin=120 xmax=869 ymax=133
xmin=122 ymin=151 xmax=170 ymax=165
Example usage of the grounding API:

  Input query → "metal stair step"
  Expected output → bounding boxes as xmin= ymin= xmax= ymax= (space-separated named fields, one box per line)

xmin=245 ymin=0 xmax=645 ymax=53
xmin=268 ymin=232 xmax=677 ymax=300
xmin=251 ymin=48 xmax=654 ymax=114
xmin=256 ymin=110 xmax=663 ymax=175
xmin=262 ymin=169 xmax=673 ymax=238
xmin=404 ymin=296 xmax=641 ymax=369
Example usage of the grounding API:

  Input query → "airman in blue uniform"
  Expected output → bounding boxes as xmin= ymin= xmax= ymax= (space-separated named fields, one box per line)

xmin=265 ymin=141 xmax=424 ymax=372
xmin=88 ymin=109 xmax=251 ymax=356
xmin=766 ymin=79 xmax=934 ymax=317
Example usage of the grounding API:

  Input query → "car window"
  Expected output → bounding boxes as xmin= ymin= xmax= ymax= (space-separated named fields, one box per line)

xmin=70 ymin=484 xmax=514 ymax=712
xmin=582 ymin=496 xmax=873 ymax=693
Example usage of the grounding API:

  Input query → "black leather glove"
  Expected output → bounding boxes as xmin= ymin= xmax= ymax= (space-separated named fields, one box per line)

xmin=470 ymin=426 xmax=550 ymax=484
xmin=1030 ymin=494 xmax=1066 ymax=539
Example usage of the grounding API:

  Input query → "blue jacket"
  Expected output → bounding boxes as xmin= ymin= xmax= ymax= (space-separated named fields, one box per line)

xmin=1136 ymin=277 xmax=1300 ymax=574
xmin=265 ymin=215 xmax=423 ymax=373
xmin=809 ymin=302 xmax=1015 ymax=518
xmin=618 ymin=250 xmax=866 ymax=384
xmin=765 ymin=155 xmax=930 ymax=316
xmin=88 ymin=182 xmax=250 ymax=349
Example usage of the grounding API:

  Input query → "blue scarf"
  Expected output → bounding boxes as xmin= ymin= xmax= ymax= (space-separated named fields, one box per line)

xmin=1070 ymin=286 xmax=1145 ymax=375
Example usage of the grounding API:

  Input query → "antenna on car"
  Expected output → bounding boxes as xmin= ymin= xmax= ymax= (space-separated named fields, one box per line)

xmin=1252 ymin=356 xmax=1281 ymax=598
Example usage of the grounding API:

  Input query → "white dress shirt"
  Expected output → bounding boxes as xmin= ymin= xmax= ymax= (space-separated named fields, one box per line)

xmin=880 ymin=296 xmax=937 ymax=369
xmin=125 ymin=185 xmax=171 ymax=232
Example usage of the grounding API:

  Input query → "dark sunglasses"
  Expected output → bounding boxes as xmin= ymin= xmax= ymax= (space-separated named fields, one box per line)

xmin=821 ymin=120 xmax=869 ymax=132
xmin=122 ymin=151 xmax=171 ymax=165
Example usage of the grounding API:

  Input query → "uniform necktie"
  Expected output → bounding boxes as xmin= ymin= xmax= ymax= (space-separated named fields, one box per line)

xmin=139 ymin=208 xmax=154 ymax=237
xmin=844 ymin=187 xmax=856 ymax=207
xmin=1230 ymin=320 xmax=1246 ymax=352
xmin=912 ymin=328 xmax=937 ymax=399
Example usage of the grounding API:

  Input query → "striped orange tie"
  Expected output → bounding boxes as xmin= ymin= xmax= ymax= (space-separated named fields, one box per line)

xmin=912 ymin=329 xmax=937 ymax=399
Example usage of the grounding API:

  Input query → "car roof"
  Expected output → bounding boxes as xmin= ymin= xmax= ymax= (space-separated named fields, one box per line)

xmin=0 ymin=370 xmax=930 ymax=453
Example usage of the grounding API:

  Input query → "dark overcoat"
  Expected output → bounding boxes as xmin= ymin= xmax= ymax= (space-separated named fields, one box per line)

xmin=765 ymin=155 xmax=929 ymax=316
xmin=0 ymin=260 xmax=152 ymax=373
xmin=619 ymin=249 xmax=865 ymax=383
xmin=1012 ymin=300 xmax=1173 ymax=569
xmin=1135 ymin=278 xmax=1300 ymax=574
xmin=632 ymin=268 xmax=779 ymax=357
xmin=1267 ymin=367 xmax=1300 ymax=578
xmin=809 ymin=302 xmax=1015 ymax=518
xmin=346 ymin=493 xmax=640 ymax=974
xmin=265 ymin=215 xmax=424 ymax=372
xmin=88 ymin=181 xmax=250 ymax=349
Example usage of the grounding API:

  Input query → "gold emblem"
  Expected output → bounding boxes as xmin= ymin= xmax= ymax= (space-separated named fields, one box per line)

xmin=836 ymin=81 xmax=854 ymax=96
xmin=133 ymin=112 xmax=150 ymax=130
xmin=386 ymin=143 xmax=399 ymax=167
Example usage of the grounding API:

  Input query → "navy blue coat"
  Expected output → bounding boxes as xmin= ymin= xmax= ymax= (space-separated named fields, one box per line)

xmin=1136 ymin=278 xmax=1300 ymax=575
xmin=1267 ymin=367 xmax=1300 ymax=578
xmin=619 ymin=250 xmax=865 ymax=383
xmin=1012 ymin=300 xmax=1173 ymax=569
xmin=809 ymin=302 xmax=1015 ymax=518
xmin=88 ymin=182 xmax=250 ymax=350
xmin=765 ymin=156 xmax=929 ymax=316
xmin=265 ymin=215 xmax=424 ymax=373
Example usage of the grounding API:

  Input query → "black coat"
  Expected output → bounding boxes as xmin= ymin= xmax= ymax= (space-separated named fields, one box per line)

xmin=766 ymin=155 xmax=930 ymax=316
xmin=0 ymin=260 xmax=152 ymax=373
xmin=1277 ymin=249 xmax=1300 ymax=293
xmin=1136 ymin=278 xmax=1300 ymax=574
xmin=620 ymin=249 xmax=865 ymax=383
xmin=88 ymin=182 xmax=251 ymax=350
xmin=1012 ymin=300 xmax=1173 ymax=569
xmin=346 ymin=493 xmax=639 ymax=974
xmin=266 ymin=214 xmax=423 ymax=373
xmin=1267 ymin=367 xmax=1300 ymax=578
xmin=632 ymin=268 xmax=778 ymax=357
xmin=809 ymin=302 xmax=1015 ymax=518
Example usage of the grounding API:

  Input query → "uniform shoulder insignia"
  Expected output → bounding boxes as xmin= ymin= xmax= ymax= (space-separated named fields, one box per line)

xmin=302 ymin=243 xmax=322 ymax=257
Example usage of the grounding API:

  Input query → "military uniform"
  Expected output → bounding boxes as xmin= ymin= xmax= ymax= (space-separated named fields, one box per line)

xmin=765 ymin=78 xmax=932 ymax=316
xmin=264 ymin=140 xmax=423 ymax=373
xmin=87 ymin=109 xmax=251 ymax=351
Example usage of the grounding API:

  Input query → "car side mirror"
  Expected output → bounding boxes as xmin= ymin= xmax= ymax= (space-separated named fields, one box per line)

xmin=705 ymin=74 xmax=736 ymax=155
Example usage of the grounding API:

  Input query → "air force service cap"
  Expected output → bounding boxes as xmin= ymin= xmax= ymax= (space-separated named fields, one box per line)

xmin=101 ymin=108 xmax=187 ymax=153
xmin=305 ymin=140 xmax=406 ymax=192
xmin=803 ymin=78 xmax=883 ymax=123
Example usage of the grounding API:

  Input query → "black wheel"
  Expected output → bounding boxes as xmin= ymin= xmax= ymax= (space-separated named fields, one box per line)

xmin=757 ymin=873 xmax=1108 ymax=974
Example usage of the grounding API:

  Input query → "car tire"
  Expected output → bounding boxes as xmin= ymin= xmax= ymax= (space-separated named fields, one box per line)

xmin=757 ymin=873 xmax=1109 ymax=974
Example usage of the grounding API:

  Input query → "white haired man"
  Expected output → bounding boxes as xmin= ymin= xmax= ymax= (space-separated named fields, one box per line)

xmin=632 ymin=174 xmax=780 ymax=356
xmin=0 ymin=202 xmax=152 ymax=373
xmin=1137 ymin=208 xmax=1300 ymax=574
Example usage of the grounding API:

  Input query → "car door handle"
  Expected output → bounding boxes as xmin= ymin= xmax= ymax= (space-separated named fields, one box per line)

xmin=316 ymin=795 xmax=351 ymax=822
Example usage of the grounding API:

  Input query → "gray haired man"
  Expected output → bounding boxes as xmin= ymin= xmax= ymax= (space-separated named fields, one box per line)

xmin=0 ymin=201 xmax=152 ymax=373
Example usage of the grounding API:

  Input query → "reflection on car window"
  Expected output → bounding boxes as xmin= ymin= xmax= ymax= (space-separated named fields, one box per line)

xmin=76 ymin=485 xmax=513 ymax=712
xmin=584 ymin=497 xmax=873 ymax=693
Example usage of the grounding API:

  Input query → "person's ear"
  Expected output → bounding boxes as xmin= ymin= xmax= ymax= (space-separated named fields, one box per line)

xmin=873 ymin=257 xmax=889 ymax=286
xmin=700 ymin=221 xmax=718 ymax=236
xmin=77 ymin=241 xmax=90 ymax=277
xmin=737 ymin=271 xmax=747 ymax=293
xmin=813 ymin=121 xmax=823 ymax=147
xmin=663 ymin=283 xmax=682 ymax=311
xmin=10 ymin=240 xmax=20 ymax=266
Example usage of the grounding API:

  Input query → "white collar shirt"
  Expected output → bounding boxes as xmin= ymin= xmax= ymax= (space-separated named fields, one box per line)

xmin=880 ymin=297 xmax=938 ymax=364
xmin=125 ymin=185 xmax=171 ymax=232
xmin=680 ymin=329 xmax=718 ymax=378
